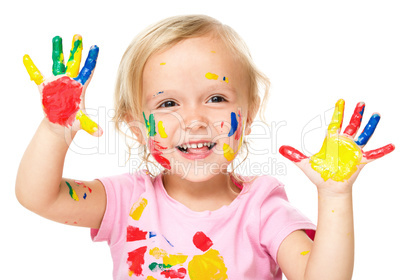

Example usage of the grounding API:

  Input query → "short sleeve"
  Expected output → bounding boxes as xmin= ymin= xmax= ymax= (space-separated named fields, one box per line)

xmin=260 ymin=184 xmax=316 ymax=263
xmin=91 ymin=173 xmax=143 ymax=246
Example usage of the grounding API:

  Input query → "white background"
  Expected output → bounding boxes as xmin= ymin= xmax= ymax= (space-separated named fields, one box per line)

xmin=1 ymin=0 xmax=401 ymax=279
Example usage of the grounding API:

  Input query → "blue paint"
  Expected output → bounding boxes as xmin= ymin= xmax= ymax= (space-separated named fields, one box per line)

xmin=74 ymin=45 xmax=99 ymax=85
xmin=355 ymin=113 xmax=380 ymax=146
xmin=149 ymin=231 xmax=157 ymax=238
xmin=228 ymin=112 xmax=238 ymax=137
xmin=163 ymin=235 xmax=174 ymax=247
xmin=83 ymin=193 xmax=87 ymax=199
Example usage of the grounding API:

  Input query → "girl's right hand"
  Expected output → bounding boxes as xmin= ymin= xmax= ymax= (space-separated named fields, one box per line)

xmin=23 ymin=34 xmax=103 ymax=137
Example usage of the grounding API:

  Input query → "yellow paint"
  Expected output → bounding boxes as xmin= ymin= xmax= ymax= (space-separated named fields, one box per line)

xmin=310 ymin=135 xmax=362 ymax=181
xmin=328 ymin=99 xmax=345 ymax=135
xmin=146 ymin=277 xmax=157 ymax=280
xmin=160 ymin=62 xmax=166 ymax=65
xmin=205 ymin=72 xmax=219 ymax=80
xmin=223 ymin=143 xmax=235 ymax=161
xmin=300 ymin=250 xmax=310 ymax=256
xmin=149 ymin=247 xmax=187 ymax=266
xmin=128 ymin=270 xmax=133 ymax=277
xmin=211 ymin=51 xmax=216 ymax=53
xmin=188 ymin=249 xmax=228 ymax=280
xmin=158 ymin=121 xmax=168 ymax=138
xmin=65 ymin=34 xmax=83 ymax=78
xmin=23 ymin=55 xmax=44 ymax=85
xmin=76 ymin=110 xmax=99 ymax=134
xmin=129 ymin=197 xmax=148 ymax=221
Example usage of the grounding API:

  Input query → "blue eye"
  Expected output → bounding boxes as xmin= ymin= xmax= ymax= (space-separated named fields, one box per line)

xmin=208 ymin=96 xmax=227 ymax=103
xmin=159 ymin=100 xmax=177 ymax=108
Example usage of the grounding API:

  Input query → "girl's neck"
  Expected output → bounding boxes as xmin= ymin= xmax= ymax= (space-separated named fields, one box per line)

xmin=162 ymin=172 xmax=241 ymax=212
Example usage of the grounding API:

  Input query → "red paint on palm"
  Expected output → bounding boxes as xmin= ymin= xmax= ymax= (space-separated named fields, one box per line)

xmin=364 ymin=144 xmax=395 ymax=160
xmin=344 ymin=102 xmax=365 ymax=136
xmin=127 ymin=246 xmax=147 ymax=276
xmin=42 ymin=76 xmax=82 ymax=126
xmin=149 ymin=139 xmax=171 ymax=170
xmin=279 ymin=145 xmax=308 ymax=162
xmin=160 ymin=267 xmax=187 ymax=279
xmin=193 ymin=231 xmax=213 ymax=252
xmin=126 ymin=226 xmax=147 ymax=242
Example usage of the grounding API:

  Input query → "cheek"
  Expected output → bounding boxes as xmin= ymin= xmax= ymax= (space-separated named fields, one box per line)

xmin=221 ymin=109 xmax=245 ymax=161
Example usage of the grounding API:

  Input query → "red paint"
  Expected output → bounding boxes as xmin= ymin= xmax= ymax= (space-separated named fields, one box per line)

xmin=127 ymin=226 xmax=147 ymax=242
xmin=279 ymin=145 xmax=308 ymax=162
xmin=42 ymin=76 xmax=82 ymax=126
xmin=364 ymin=144 xmax=395 ymax=160
xmin=344 ymin=102 xmax=365 ymax=137
xmin=160 ymin=267 xmax=187 ymax=279
xmin=127 ymin=246 xmax=147 ymax=276
xmin=234 ymin=109 xmax=242 ymax=140
xmin=75 ymin=180 xmax=92 ymax=193
xmin=221 ymin=121 xmax=224 ymax=128
xmin=149 ymin=139 xmax=171 ymax=169
xmin=193 ymin=231 xmax=213 ymax=252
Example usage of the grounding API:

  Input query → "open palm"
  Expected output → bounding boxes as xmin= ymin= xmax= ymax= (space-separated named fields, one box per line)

xmin=23 ymin=34 xmax=102 ymax=136
xmin=280 ymin=99 xmax=395 ymax=191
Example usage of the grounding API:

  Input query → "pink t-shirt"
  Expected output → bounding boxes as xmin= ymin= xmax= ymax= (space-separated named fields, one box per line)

xmin=92 ymin=170 xmax=316 ymax=279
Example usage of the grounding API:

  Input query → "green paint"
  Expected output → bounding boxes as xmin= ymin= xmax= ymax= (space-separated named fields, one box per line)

xmin=52 ymin=36 xmax=66 ymax=75
xmin=142 ymin=112 xmax=156 ymax=137
xmin=68 ymin=38 xmax=83 ymax=63
xmin=65 ymin=181 xmax=79 ymax=201
xmin=149 ymin=262 xmax=172 ymax=272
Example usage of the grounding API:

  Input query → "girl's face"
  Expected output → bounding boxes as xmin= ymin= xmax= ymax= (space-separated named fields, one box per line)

xmin=140 ymin=36 xmax=251 ymax=181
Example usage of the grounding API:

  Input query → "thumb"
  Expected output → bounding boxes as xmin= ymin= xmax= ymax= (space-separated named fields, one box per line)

xmin=75 ymin=110 xmax=103 ymax=137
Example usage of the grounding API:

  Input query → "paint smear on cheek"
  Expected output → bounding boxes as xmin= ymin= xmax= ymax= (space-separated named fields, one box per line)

xmin=127 ymin=246 xmax=147 ymax=277
xmin=42 ymin=76 xmax=82 ymax=126
xmin=228 ymin=112 xmax=238 ymax=137
xmin=149 ymin=139 xmax=171 ymax=169
xmin=234 ymin=110 xmax=242 ymax=140
xmin=158 ymin=121 xmax=168 ymax=138
xmin=223 ymin=143 xmax=235 ymax=161
xmin=205 ymin=72 xmax=219 ymax=80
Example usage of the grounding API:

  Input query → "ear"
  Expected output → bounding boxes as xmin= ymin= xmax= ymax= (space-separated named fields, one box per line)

xmin=125 ymin=115 xmax=148 ymax=146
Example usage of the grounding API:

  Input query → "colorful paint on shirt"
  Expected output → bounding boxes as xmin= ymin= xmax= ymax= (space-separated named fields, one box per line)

xmin=65 ymin=34 xmax=83 ymax=78
xmin=23 ymin=55 xmax=44 ymax=85
xmin=149 ymin=247 xmax=188 ymax=267
xmin=188 ymin=249 xmax=228 ymax=280
xmin=205 ymin=72 xmax=219 ymax=80
xmin=193 ymin=231 xmax=213 ymax=252
xmin=127 ymin=226 xmax=148 ymax=242
xmin=65 ymin=181 xmax=79 ymax=201
xmin=129 ymin=197 xmax=148 ymax=221
xmin=127 ymin=246 xmax=147 ymax=277
xmin=158 ymin=121 xmax=168 ymax=138
xmin=42 ymin=76 xmax=82 ymax=126
xmin=160 ymin=267 xmax=187 ymax=279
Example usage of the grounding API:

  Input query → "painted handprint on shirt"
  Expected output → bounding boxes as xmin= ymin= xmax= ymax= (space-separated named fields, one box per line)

xmin=280 ymin=99 xmax=395 ymax=186
xmin=23 ymin=34 xmax=102 ymax=136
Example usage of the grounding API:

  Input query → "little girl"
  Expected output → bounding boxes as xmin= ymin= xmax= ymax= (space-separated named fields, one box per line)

xmin=16 ymin=15 xmax=394 ymax=279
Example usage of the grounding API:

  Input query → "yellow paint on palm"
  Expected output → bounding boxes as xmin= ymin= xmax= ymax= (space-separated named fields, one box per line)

xmin=129 ymin=197 xmax=148 ymax=220
xmin=223 ymin=143 xmax=235 ymax=161
xmin=158 ymin=121 xmax=168 ymax=138
xmin=328 ymin=99 xmax=345 ymax=135
xmin=188 ymin=249 xmax=228 ymax=280
xmin=65 ymin=34 xmax=83 ymax=78
xmin=76 ymin=110 xmax=99 ymax=134
xmin=205 ymin=72 xmax=219 ymax=80
xmin=310 ymin=135 xmax=362 ymax=181
xmin=23 ymin=55 xmax=44 ymax=85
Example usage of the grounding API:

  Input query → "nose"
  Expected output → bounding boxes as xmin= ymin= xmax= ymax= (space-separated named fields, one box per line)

xmin=182 ymin=108 xmax=209 ymax=132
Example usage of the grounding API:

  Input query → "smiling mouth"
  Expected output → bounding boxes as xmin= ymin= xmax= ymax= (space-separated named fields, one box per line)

xmin=176 ymin=142 xmax=217 ymax=154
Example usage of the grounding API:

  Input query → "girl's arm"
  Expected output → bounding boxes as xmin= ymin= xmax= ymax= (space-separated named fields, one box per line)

xmin=277 ymin=99 xmax=394 ymax=279
xmin=16 ymin=35 xmax=106 ymax=229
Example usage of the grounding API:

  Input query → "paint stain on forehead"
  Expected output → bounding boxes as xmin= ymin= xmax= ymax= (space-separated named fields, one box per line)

xmin=205 ymin=72 xmax=219 ymax=80
xmin=160 ymin=62 xmax=166 ymax=65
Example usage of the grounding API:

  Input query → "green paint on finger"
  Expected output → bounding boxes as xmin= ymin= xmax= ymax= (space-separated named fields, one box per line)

xmin=52 ymin=36 xmax=66 ymax=75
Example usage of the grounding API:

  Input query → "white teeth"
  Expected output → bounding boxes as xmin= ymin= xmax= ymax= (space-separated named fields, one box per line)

xmin=183 ymin=144 xmax=187 ymax=149
xmin=197 ymin=143 xmax=203 ymax=148
xmin=191 ymin=143 xmax=197 ymax=148
xmin=178 ymin=142 xmax=214 ymax=150
xmin=206 ymin=142 xmax=210 ymax=147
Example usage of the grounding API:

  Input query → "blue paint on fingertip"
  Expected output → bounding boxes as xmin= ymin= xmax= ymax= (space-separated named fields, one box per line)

xmin=355 ymin=113 xmax=380 ymax=146
xmin=74 ymin=45 xmax=99 ymax=85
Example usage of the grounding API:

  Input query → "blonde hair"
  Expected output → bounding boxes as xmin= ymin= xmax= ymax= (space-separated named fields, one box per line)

xmin=113 ymin=14 xmax=270 ymax=183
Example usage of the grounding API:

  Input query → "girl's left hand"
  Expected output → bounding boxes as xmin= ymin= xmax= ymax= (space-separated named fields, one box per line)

xmin=279 ymin=99 xmax=395 ymax=195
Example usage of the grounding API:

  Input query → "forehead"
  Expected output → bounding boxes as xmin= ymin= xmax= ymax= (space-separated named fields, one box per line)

xmin=142 ymin=36 xmax=249 ymax=102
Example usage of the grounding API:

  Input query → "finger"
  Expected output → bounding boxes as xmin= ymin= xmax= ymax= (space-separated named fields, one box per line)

xmin=343 ymin=102 xmax=365 ymax=137
xmin=327 ymin=99 xmax=345 ymax=135
xmin=355 ymin=113 xmax=380 ymax=146
xmin=75 ymin=110 xmax=103 ymax=136
xmin=74 ymin=45 xmax=99 ymax=85
xmin=52 ymin=36 xmax=66 ymax=76
xmin=363 ymin=143 xmax=395 ymax=161
xmin=279 ymin=145 xmax=308 ymax=162
xmin=65 ymin=34 xmax=83 ymax=78
xmin=23 ymin=54 xmax=44 ymax=85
